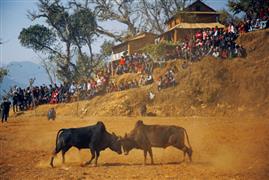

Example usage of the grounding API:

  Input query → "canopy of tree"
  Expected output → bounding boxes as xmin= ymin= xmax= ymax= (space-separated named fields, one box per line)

xmin=19 ymin=0 xmax=99 ymax=84
xmin=228 ymin=0 xmax=269 ymax=18
xmin=0 ymin=68 xmax=8 ymax=83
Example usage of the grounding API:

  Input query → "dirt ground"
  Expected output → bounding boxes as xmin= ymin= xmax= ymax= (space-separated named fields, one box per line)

xmin=1 ymin=115 xmax=269 ymax=180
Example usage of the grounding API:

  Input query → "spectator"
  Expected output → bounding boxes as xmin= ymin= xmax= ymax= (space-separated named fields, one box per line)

xmin=1 ymin=97 xmax=11 ymax=123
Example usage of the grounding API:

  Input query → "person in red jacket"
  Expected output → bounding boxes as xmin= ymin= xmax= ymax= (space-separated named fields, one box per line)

xmin=119 ymin=56 xmax=126 ymax=65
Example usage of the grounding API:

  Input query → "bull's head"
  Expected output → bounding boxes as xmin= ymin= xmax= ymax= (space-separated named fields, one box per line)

xmin=120 ymin=133 xmax=136 ymax=155
xmin=110 ymin=132 xmax=122 ymax=155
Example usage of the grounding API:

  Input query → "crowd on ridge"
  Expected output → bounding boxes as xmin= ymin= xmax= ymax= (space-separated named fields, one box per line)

xmin=1 ymin=15 xmax=268 ymax=119
xmin=172 ymin=16 xmax=268 ymax=61
xmin=114 ymin=54 xmax=153 ymax=75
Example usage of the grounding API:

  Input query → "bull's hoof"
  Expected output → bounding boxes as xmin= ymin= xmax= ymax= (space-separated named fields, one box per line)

xmin=83 ymin=161 xmax=90 ymax=166
xmin=50 ymin=163 xmax=54 ymax=168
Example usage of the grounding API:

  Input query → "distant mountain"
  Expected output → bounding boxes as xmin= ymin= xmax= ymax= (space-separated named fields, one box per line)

xmin=0 ymin=76 xmax=25 ymax=94
xmin=0 ymin=61 xmax=51 ymax=96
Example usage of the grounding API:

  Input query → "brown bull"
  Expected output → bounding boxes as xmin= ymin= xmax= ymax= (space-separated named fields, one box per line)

xmin=120 ymin=120 xmax=192 ymax=164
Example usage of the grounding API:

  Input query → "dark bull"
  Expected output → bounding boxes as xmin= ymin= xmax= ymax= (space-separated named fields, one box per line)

xmin=50 ymin=121 xmax=122 ymax=167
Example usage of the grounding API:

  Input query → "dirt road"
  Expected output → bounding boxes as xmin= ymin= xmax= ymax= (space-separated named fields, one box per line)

xmin=1 ymin=115 xmax=269 ymax=179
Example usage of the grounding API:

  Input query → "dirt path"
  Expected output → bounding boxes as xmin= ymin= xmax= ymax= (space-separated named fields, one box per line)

xmin=1 ymin=116 xmax=269 ymax=179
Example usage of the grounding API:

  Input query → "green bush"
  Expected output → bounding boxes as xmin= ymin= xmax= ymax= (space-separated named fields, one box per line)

xmin=140 ymin=41 xmax=177 ymax=61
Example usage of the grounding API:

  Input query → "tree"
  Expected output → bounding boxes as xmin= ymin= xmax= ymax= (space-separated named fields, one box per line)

xmin=228 ymin=0 xmax=269 ymax=18
xmin=140 ymin=42 xmax=177 ymax=61
xmin=138 ymin=0 xmax=190 ymax=34
xmin=86 ymin=0 xmax=191 ymax=40
xmin=100 ymin=40 xmax=114 ymax=59
xmin=0 ymin=39 xmax=8 ymax=83
xmin=19 ymin=0 xmax=98 ymax=84
xmin=90 ymin=0 xmax=138 ymax=38
xmin=38 ymin=54 xmax=57 ymax=84
xmin=19 ymin=25 xmax=56 ymax=52
xmin=218 ymin=9 xmax=241 ymax=25
xmin=0 ymin=68 xmax=8 ymax=83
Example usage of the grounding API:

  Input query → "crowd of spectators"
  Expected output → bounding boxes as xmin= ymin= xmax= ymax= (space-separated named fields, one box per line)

xmin=114 ymin=53 xmax=153 ymax=75
xmin=157 ymin=68 xmax=176 ymax=91
xmin=7 ymin=84 xmax=70 ymax=112
xmin=238 ymin=11 xmax=269 ymax=33
xmin=173 ymin=15 xmax=268 ymax=61
xmin=3 ymin=14 xmax=268 ymax=113
xmin=174 ymin=25 xmax=245 ymax=61
xmin=83 ymin=70 xmax=110 ymax=98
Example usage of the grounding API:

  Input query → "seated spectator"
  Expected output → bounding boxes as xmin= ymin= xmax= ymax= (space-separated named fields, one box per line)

xmin=221 ymin=48 xmax=228 ymax=59
xmin=145 ymin=74 xmax=153 ymax=85
xmin=212 ymin=48 xmax=220 ymax=59
xmin=157 ymin=76 xmax=163 ymax=91
xmin=69 ymin=83 xmax=76 ymax=95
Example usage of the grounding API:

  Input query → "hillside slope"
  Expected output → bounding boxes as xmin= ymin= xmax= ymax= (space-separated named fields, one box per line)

xmin=29 ymin=29 xmax=269 ymax=118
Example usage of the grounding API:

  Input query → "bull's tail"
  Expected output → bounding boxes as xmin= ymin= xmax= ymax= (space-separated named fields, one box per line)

xmin=54 ymin=128 xmax=66 ymax=150
xmin=183 ymin=128 xmax=192 ymax=150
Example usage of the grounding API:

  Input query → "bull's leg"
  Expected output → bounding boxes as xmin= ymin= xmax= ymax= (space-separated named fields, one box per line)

xmin=143 ymin=150 xmax=147 ymax=165
xmin=62 ymin=151 xmax=66 ymax=164
xmin=84 ymin=149 xmax=95 ymax=166
xmin=50 ymin=150 xmax=57 ymax=168
xmin=50 ymin=147 xmax=62 ymax=168
xmin=78 ymin=149 xmax=83 ymax=166
xmin=94 ymin=151 xmax=100 ymax=167
xmin=148 ymin=148 xmax=154 ymax=165
xmin=61 ymin=146 xmax=71 ymax=165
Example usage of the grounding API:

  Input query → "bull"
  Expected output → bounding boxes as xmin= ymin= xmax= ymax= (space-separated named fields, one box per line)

xmin=50 ymin=121 xmax=122 ymax=167
xmin=120 ymin=120 xmax=192 ymax=164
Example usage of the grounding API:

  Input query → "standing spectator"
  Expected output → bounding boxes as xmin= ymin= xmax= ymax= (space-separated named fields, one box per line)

xmin=119 ymin=56 xmax=126 ymax=66
xmin=1 ymin=97 xmax=11 ymax=123
xmin=12 ymin=91 xmax=18 ymax=112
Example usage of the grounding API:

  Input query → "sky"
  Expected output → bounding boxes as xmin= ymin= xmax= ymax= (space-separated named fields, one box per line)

xmin=0 ymin=0 xmax=229 ymax=66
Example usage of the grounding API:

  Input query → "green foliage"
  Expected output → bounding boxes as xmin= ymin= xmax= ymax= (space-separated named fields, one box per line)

xmin=76 ymin=54 xmax=92 ymax=82
xmin=100 ymin=40 xmax=115 ymax=58
xmin=19 ymin=0 xmax=98 ymax=84
xmin=140 ymin=42 xmax=177 ymax=61
xmin=218 ymin=9 xmax=241 ymax=25
xmin=70 ymin=9 xmax=97 ymax=45
xmin=228 ymin=0 xmax=268 ymax=17
xmin=19 ymin=25 xmax=56 ymax=52
xmin=0 ymin=68 xmax=8 ymax=83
